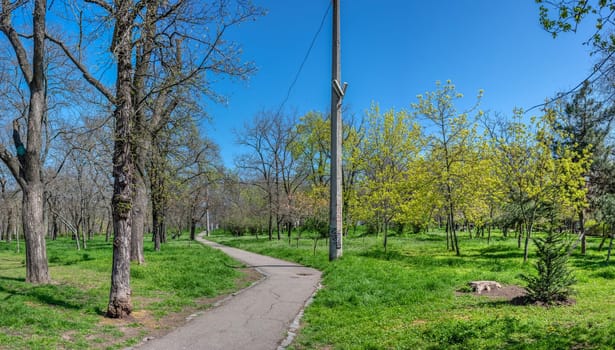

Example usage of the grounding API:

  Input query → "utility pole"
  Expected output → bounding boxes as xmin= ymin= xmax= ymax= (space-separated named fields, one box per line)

xmin=329 ymin=0 xmax=346 ymax=261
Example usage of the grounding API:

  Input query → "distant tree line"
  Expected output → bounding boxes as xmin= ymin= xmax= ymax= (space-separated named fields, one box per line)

xmin=227 ymin=80 xmax=615 ymax=263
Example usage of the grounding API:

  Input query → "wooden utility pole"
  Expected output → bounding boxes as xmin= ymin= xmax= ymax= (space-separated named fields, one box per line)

xmin=329 ymin=0 xmax=346 ymax=261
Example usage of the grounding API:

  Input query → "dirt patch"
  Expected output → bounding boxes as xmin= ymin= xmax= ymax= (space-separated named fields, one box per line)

xmin=92 ymin=267 xmax=263 ymax=349
xmin=456 ymin=284 xmax=527 ymax=300
xmin=235 ymin=267 xmax=265 ymax=289
xmin=478 ymin=284 xmax=527 ymax=300
xmin=457 ymin=284 xmax=576 ymax=307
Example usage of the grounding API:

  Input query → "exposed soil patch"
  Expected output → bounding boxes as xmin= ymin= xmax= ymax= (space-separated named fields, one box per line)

xmin=478 ymin=284 xmax=527 ymax=300
xmin=457 ymin=284 xmax=576 ymax=307
xmin=456 ymin=284 xmax=527 ymax=301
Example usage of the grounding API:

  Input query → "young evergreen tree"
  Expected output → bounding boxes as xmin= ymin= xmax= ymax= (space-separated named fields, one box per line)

xmin=520 ymin=231 xmax=576 ymax=305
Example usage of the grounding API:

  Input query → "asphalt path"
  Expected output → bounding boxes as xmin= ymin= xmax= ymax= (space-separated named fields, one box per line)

xmin=136 ymin=235 xmax=322 ymax=350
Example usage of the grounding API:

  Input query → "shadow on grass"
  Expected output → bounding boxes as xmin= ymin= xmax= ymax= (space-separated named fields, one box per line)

xmin=570 ymin=254 xmax=610 ymax=270
xmin=592 ymin=268 xmax=615 ymax=279
xmin=0 ymin=278 xmax=93 ymax=311
xmin=0 ymin=276 xmax=25 ymax=282
xmin=358 ymin=248 xmax=478 ymax=270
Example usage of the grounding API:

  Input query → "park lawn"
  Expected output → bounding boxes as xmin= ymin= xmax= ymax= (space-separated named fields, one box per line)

xmin=212 ymin=231 xmax=615 ymax=350
xmin=0 ymin=235 xmax=251 ymax=350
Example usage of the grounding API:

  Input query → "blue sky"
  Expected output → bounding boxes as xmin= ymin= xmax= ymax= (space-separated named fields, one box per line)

xmin=205 ymin=0 xmax=597 ymax=168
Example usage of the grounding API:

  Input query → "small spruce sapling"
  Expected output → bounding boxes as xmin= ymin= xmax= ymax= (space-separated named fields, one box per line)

xmin=520 ymin=231 xmax=576 ymax=305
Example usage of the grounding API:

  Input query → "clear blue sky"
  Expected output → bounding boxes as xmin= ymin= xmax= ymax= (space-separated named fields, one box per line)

xmin=205 ymin=0 xmax=596 ymax=168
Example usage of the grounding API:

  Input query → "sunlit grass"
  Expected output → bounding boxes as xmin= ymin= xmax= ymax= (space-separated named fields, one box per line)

xmin=0 ymin=234 xmax=248 ymax=349
xmin=212 ymin=230 xmax=615 ymax=350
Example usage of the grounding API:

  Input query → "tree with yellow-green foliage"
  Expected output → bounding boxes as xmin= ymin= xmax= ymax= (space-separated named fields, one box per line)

xmin=455 ymin=139 xmax=506 ymax=242
xmin=413 ymin=81 xmax=484 ymax=255
xmin=355 ymin=104 xmax=423 ymax=251
xmin=490 ymin=110 xmax=590 ymax=262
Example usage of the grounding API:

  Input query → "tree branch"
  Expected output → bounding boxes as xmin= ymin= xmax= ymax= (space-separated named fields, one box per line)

xmin=0 ymin=143 xmax=25 ymax=189
xmin=84 ymin=0 xmax=112 ymax=14
xmin=0 ymin=1 xmax=33 ymax=84
xmin=46 ymin=33 xmax=116 ymax=103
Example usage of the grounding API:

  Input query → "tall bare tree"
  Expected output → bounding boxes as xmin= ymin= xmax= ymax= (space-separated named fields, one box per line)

xmin=0 ymin=0 xmax=50 ymax=283
xmin=49 ymin=0 xmax=262 ymax=317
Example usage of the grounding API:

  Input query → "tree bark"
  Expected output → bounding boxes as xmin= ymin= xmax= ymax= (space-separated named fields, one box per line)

xmin=107 ymin=0 xmax=135 ymax=318
xmin=579 ymin=210 xmax=586 ymax=255
xmin=131 ymin=174 xmax=146 ymax=263
xmin=607 ymin=233 xmax=613 ymax=263
xmin=23 ymin=183 xmax=49 ymax=283
xmin=190 ymin=219 xmax=196 ymax=241
xmin=129 ymin=1 xmax=156 ymax=264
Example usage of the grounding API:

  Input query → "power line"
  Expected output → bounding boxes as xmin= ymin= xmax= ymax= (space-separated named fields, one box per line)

xmin=525 ymin=50 xmax=615 ymax=114
xmin=277 ymin=1 xmax=332 ymax=116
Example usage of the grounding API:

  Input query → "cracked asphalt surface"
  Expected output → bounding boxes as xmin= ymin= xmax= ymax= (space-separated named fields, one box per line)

xmin=136 ymin=235 xmax=322 ymax=350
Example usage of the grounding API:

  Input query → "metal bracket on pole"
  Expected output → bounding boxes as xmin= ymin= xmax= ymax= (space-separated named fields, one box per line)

xmin=333 ymin=79 xmax=348 ymax=99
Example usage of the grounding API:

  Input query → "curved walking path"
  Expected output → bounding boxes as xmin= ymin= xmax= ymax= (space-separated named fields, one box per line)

xmin=136 ymin=235 xmax=322 ymax=350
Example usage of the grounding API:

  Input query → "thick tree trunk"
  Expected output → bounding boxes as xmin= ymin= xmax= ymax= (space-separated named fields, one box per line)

xmin=22 ymin=0 xmax=49 ymax=284
xmin=107 ymin=1 xmax=134 ymax=318
xmin=129 ymin=2 xmax=155 ymax=264
xmin=0 ymin=0 xmax=51 ymax=284
xmin=23 ymin=183 xmax=49 ymax=283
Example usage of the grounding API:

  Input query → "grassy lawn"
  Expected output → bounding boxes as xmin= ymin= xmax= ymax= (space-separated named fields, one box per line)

xmin=212 ymin=231 xmax=615 ymax=350
xmin=0 ymin=235 xmax=252 ymax=350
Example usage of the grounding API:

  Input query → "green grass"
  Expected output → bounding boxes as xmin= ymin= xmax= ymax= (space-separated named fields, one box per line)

xmin=211 ymin=231 xmax=615 ymax=350
xmin=0 ymin=235 xmax=249 ymax=349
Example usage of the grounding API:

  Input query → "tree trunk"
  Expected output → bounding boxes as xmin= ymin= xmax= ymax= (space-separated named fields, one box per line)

xmin=205 ymin=206 xmax=211 ymax=237
xmin=517 ymin=223 xmax=523 ymax=249
xmin=190 ymin=219 xmax=196 ymax=241
xmin=445 ymin=219 xmax=452 ymax=250
xmin=487 ymin=224 xmax=492 ymax=244
xmin=598 ymin=224 xmax=607 ymax=251
xmin=129 ymin=1 xmax=156 ymax=264
xmin=23 ymin=183 xmax=49 ymax=283
xmin=152 ymin=198 xmax=162 ymax=251
xmin=105 ymin=212 xmax=111 ymax=243
xmin=579 ymin=210 xmax=586 ymax=255
xmin=0 ymin=0 xmax=50 ymax=284
xmin=523 ymin=221 xmax=533 ymax=263
xmin=607 ymin=233 xmax=613 ymax=263
xmin=51 ymin=215 xmax=58 ymax=240
xmin=449 ymin=204 xmax=460 ymax=256
xmin=6 ymin=208 xmax=13 ymax=242
xmin=130 ymin=173 xmax=146 ymax=264
xmin=107 ymin=1 xmax=134 ymax=318
xmin=383 ymin=220 xmax=389 ymax=253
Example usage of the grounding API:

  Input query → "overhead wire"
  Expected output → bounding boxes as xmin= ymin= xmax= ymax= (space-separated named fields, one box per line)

xmin=524 ymin=50 xmax=615 ymax=114
xmin=276 ymin=1 xmax=332 ymax=116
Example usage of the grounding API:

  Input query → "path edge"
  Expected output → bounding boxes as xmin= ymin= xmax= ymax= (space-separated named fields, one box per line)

xmin=199 ymin=233 xmax=322 ymax=350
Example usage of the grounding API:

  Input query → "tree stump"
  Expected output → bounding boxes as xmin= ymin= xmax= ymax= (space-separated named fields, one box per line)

xmin=469 ymin=281 xmax=502 ymax=294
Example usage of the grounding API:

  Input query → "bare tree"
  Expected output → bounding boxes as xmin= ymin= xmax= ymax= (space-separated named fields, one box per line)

xmin=235 ymin=111 xmax=305 ymax=240
xmin=0 ymin=0 xmax=50 ymax=283
xmin=46 ymin=0 xmax=262 ymax=317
